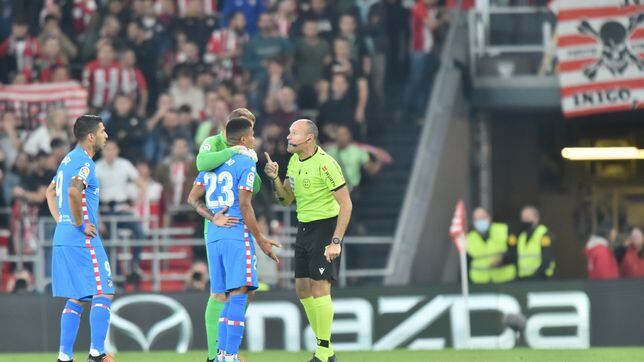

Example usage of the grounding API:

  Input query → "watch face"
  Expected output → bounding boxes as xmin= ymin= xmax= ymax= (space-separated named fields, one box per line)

xmin=332 ymin=237 xmax=341 ymax=244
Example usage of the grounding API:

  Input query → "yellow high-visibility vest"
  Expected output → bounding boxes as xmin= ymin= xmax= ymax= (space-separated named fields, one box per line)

xmin=466 ymin=223 xmax=516 ymax=283
xmin=517 ymin=225 xmax=555 ymax=278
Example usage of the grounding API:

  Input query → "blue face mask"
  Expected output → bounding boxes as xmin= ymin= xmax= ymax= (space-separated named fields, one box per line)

xmin=474 ymin=219 xmax=491 ymax=234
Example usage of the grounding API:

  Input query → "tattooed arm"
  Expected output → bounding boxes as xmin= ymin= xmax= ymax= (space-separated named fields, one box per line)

xmin=68 ymin=177 xmax=96 ymax=236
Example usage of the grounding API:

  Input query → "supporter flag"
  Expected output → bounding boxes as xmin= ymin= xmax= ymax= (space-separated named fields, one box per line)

xmin=0 ymin=81 xmax=87 ymax=131
xmin=551 ymin=0 xmax=644 ymax=118
xmin=449 ymin=199 xmax=467 ymax=253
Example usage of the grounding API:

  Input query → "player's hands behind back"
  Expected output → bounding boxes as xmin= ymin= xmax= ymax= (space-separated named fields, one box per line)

xmin=211 ymin=206 xmax=240 ymax=227
xmin=258 ymin=236 xmax=282 ymax=263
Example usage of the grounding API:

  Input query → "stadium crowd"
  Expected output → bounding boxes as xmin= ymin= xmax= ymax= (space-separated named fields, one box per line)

xmin=0 ymin=0 xmax=461 ymax=293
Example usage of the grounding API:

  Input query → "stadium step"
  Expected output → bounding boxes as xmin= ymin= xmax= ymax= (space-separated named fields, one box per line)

xmin=353 ymin=122 xmax=423 ymax=236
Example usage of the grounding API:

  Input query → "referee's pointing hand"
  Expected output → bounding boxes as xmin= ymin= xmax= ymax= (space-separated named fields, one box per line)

xmin=264 ymin=152 xmax=279 ymax=180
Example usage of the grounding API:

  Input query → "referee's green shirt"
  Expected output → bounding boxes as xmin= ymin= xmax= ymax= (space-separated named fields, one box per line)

xmin=286 ymin=147 xmax=346 ymax=223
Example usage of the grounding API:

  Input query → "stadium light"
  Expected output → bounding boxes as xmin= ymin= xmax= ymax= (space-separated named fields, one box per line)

xmin=561 ymin=147 xmax=644 ymax=160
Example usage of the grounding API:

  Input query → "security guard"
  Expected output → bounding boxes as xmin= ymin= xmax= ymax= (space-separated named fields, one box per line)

xmin=516 ymin=205 xmax=555 ymax=280
xmin=466 ymin=207 xmax=516 ymax=283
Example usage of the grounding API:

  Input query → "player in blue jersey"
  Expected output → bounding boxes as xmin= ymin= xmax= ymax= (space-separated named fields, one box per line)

xmin=45 ymin=115 xmax=114 ymax=362
xmin=188 ymin=118 xmax=280 ymax=362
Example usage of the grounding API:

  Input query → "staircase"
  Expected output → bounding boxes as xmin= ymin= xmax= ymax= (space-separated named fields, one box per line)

xmin=353 ymin=121 xmax=423 ymax=236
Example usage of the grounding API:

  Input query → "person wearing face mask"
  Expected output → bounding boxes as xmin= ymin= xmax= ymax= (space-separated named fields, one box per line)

xmin=515 ymin=205 xmax=555 ymax=280
xmin=466 ymin=207 xmax=515 ymax=284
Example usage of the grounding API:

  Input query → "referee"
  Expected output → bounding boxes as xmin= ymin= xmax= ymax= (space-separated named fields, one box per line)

xmin=265 ymin=119 xmax=352 ymax=362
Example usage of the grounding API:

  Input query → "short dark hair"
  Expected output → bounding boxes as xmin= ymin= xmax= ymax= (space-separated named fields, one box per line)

xmin=44 ymin=14 xmax=59 ymax=24
xmin=73 ymin=115 xmax=103 ymax=141
xmin=226 ymin=118 xmax=253 ymax=144
xmin=50 ymin=138 xmax=66 ymax=149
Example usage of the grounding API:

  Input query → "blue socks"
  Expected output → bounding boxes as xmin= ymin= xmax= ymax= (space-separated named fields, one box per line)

xmin=225 ymin=294 xmax=248 ymax=355
xmin=89 ymin=296 xmax=112 ymax=356
xmin=217 ymin=301 xmax=230 ymax=352
xmin=59 ymin=300 xmax=83 ymax=359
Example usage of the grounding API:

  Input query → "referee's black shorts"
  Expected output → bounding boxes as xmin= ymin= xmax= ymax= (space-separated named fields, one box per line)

xmin=294 ymin=216 xmax=340 ymax=282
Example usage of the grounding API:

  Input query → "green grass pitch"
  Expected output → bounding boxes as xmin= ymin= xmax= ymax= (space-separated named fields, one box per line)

xmin=2 ymin=349 xmax=644 ymax=362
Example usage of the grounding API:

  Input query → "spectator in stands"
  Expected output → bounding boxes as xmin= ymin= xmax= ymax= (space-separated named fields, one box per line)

xmin=154 ymin=137 xmax=199 ymax=215
xmin=105 ymin=0 xmax=131 ymax=29
xmin=178 ymin=105 xmax=198 ymax=142
xmin=232 ymin=92 xmax=250 ymax=111
xmin=326 ymin=125 xmax=382 ymax=193
xmin=242 ymin=12 xmax=294 ymax=79
xmin=37 ymin=14 xmax=78 ymax=61
xmin=321 ymin=36 xmax=369 ymax=124
xmin=274 ymin=0 xmax=298 ymax=38
xmin=175 ymin=0 xmax=218 ymax=52
xmin=318 ymin=73 xmax=359 ymax=139
xmin=294 ymin=18 xmax=331 ymax=109
xmin=585 ymin=225 xmax=619 ymax=280
xmin=20 ymin=151 xmax=56 ymax=217
xmin=0 ymin=19 xmax=39 ymax=83
xmin=337 ymin=13 xmax=370 ymax=72
xmin=364 ymin=0 xmax=389 ymax=105
xmin=4 ymin=152 xmax=29 ymax=207
xmin=195 ymin=97 xmax=229 ymax=146
xmin=401 ymin=0 xmax=445 ymax=122
xmin=83 ymin=42 xmax=121 ymax=112
xmin=33 ymin=36 xmax=68 ymax=82
xmin=6 ymin=269 xmax=35 ymax=294
xmin=0 ymin=112 xmax=23 ymax=168
xmin=169 ymin=68 xmax=205 ymax=119
xmin=106 ymin=93 xmax=147 ymax=161
xmin=119 ymin=49 xmax=149 ymax=117
xmin=221 ymin=0 xmax=267 ymax=36
xmin=50 ymin=138 xmax=69 ymax=164
xmin=185 ymin=260 xmax=210 ymax=292
xmin=146 ymin=108 xmax=193 ymax=165
xmin=266 ymin=86 xmax=300 ymax=130
xmin=616 ymin=227 xmax=644 ymax=278
xmin=130 ymin=159 xmax=165 ymax=233
xmin=204 ymin=11 xmax=249 ymax=85
xmin=126 ymin=19 xmax=158 ymax=110
xmin=294 ymin=0 xmax=338 ymax=40
xmin=96 ymin=140 xmax=147 ymax=277
xmin=254 ymin=57 xmax=295 ymax=113
xmin=23 ymin=108 xmax=71 ymax=157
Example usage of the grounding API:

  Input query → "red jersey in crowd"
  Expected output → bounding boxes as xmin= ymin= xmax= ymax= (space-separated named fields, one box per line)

xmin=0 ymin=35 xmax=40 ymax=74
xmin=410 ymin=0 xmax=437 ymax=53
xmin=72 ymin=0 xmax=97 ymax=34
xmin=83 ymin=60 xmax=121 ymax=109
xmin=167 ymin=0 xmax=218 ymax=17
xmin=585 ymin=236 xmax=619 ymax=280
xmin=133 ymin=181 xmax=165 ymax=234
xmin=620 ymin=246 xmax=644 ymax=278
xmin=120 ymin=67 xmax=148 ymax=104
xmin=446 ymin=0 xmax=475 ymax=9
xmin=204 ymin=28 xmax=248 ymax=81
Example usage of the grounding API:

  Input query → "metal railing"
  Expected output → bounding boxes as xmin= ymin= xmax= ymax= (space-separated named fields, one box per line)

xmin=0 ymin=204 xmax=394 ymax=293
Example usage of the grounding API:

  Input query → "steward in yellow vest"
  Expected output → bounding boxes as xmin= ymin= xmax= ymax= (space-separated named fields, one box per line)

xmin=516 ymin=206 xmax=555 ymax=280
xmin=466 ymin=207 xmax=516 ymax=283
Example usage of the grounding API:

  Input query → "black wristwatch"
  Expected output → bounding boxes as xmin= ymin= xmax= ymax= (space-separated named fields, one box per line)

xmin=331 ymin=237 xmax=342 ymax=245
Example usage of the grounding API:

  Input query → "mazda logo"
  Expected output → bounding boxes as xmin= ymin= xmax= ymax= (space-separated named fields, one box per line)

xmin=105 ymin=294 xmax=193 ymax=353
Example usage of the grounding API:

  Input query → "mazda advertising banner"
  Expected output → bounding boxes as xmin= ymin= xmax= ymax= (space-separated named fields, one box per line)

xmin=1 ymin=280 xmax=644 ymax=353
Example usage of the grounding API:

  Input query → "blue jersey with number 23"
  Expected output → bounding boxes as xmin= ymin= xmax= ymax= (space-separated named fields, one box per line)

xmin=195 ymin=154 xmax=257 ymax=243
